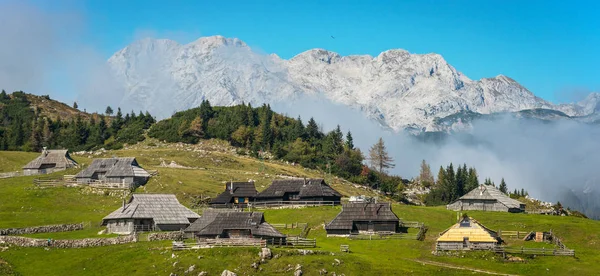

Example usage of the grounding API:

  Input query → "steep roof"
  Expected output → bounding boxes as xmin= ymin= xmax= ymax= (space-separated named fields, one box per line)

xmin=210 ymin=182 xmax=258 ymax=204
xmin=437 ymin=217 xmax=498 ymax=243
xmin=257 ymin=178 xmax=342 ymax=199
xmin=102 ymin=194 xmax=200 ymax=225
xmin=75 ymin=157 xmax=150 ymax=178
xmin=184 ymin=210 xmax=285 ymax=238
xmin=325 ymin=202 xmax=400 ymax=230
xmin=452 ymin=184 xmax=524 ymax=209
xmin=22 ymin=149 xmax=78 ymax=169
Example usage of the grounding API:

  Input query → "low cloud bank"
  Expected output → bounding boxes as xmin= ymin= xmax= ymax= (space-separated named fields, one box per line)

xmin=273 ymin=94 xmax=600 ymax=218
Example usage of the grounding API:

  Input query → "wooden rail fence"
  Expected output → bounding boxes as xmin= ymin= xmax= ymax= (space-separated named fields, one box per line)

xmin=495 ymin=246 xmax=575 ymax=256
xmin=33 ymin=178 xmax=133 ymax=190
xmin=173 ymin=238 xmax=266 ymax=250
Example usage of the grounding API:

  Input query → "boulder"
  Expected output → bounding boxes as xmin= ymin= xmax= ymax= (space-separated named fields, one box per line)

xmin=259 ymin=247 xmax=272 ymax=259
xmin=221 ymin=270 xmax=237 ymax=276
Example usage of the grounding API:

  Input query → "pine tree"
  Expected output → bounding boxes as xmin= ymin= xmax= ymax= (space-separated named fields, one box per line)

xmin=499 ymin=178 xmax=508 ymax=194
xmin=105 ymin=106 xmax=113 ymax=116
xmin=199 ymin=100 xmax=214 ymax=135
xmin=418 ymin=160 xmax=434 ymax=188
xmin=111 ymin=107 xmax=123 ymax=135
xmin=292 ymin=116 xmax=305 ymax=140
xmin=305 ymin=117 xmax=321 ymax=142
xmin=445 ymin=163 xmax=457 ymax=200
xmin=345 ymin=131 xmax=354 ymax=150
xmin=455 ymin=165 xmax=466 ymax=198
xmin=29 ymin=119 xmax=43 ymax=152
xmin=73 ymin=102 xmax=78 ymax=109
xmin=368 ymin=137 xmax=395 ymax=173
xmin=466 ymin=167 xmax=479 ymax=192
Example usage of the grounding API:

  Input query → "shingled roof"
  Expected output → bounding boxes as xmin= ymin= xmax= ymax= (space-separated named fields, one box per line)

xmin=210 ymin=181 xmax=258 ymax=204
xmin=102 ymin=194 xmax=200 ymax=225
xmin=437 ymin=217 xmax=499 ymax=243
xmin=75 ymin=157 xmax=150 ymax=178
xmin=22 ymin=149 xmax=78 ymax=169
xmin=455 ymin=184 xmax=524 ymax=209
xmin=257 ymin=178 xmax=342 ymax=199
xmin=184 ymin=210 xmax=285 ymax=238
xmin=325 ymin=202 xmax=400 ymax=230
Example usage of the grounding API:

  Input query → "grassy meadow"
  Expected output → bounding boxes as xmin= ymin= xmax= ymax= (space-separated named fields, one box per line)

xmin=0 ymin=142 xmax=599 ymax=275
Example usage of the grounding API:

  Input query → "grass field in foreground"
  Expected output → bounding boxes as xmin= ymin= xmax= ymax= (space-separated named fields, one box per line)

xmin=1 ymin=144 xmax=599 ymax=275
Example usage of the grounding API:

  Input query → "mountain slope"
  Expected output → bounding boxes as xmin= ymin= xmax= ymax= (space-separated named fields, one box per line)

xmin=107 ymin=36 xmax=599 ymax=131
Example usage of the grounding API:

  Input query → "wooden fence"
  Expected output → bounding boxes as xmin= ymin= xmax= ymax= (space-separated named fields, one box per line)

xmin=495 ymin=246 xmax=575 ymax=256
xmin=272 ymin=237 xmax=317 ymax=248
xmin=271 ymin=222 xmax=308 ymax=229
xmin=33 ymin=178 xmax=133 ymax=190
xmin=173 ymin=238 xmax=266 ymax=250
xmin=499 ymin=230 xmax=529 ymax=239
xmin=349 ymin=232 xmax=420 ymax=240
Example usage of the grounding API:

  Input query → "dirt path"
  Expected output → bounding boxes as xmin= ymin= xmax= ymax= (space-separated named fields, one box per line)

xmin=403 ymin=258 xmax=520 ymax=276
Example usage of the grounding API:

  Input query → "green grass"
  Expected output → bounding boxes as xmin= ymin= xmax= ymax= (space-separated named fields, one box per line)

xmin=1 ymin=145 xmax=600 ymax=275
xmin=0 ymin=151 xmax=39 ymax=173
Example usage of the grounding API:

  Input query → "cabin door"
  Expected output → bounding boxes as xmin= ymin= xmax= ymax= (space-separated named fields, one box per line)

xmin=463 ymin=237 xmax=470 ymax=248
xmin=368 ymin=222 xmax=374 ymax=232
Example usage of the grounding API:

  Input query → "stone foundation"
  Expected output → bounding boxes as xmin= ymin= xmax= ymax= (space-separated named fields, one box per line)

xmin=0 ymin=223 xmax=84 ymax=236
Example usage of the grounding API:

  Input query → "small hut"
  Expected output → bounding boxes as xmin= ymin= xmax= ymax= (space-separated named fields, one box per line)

xmin=22 ymin=148 xmax=78 ymax=175
xmin=436 ymin=216 xmax=501 ymax=250
xmin=74 ymin=157 xmax=150 ymax=186
xmin=209 ymin=181 xmax=258 ymax=208
xmin=102 ymin=194 xmax=200 ymax=234
xmin=184 ymin=210 xmax=285 ymax=243
xmin=447 ymin=184 xmax=526 ymax=213
xmin=256 ymin=178 xmax=342 ymax=204
xmin=325 ymin=202 xmax=403 ymax=236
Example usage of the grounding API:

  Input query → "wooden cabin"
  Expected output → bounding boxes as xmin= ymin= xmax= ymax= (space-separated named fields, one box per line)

xmin=22 ymin=148 xmax=78 ymax=176
xmin=325 ymin=202 xmax=404 ymax=236
xmin=102 ymin=194 xmax=200 ymax=234
xmin=184 ymin=210 xmax=285 ymax=244
xmin=436 ymin=216 xmax=501 ymax=251
xmin=255 ymin=178 xmax=342 ymax=204
xmin=74 ymin=157 xmax=150 ymax=187
xmin=209 ymin=181 xmax=258 ymax=208
xmin=447 ymin=184 xmax=526 ymax=213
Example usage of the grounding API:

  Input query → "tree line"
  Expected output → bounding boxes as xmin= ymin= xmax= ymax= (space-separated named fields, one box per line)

xmin=418 ymin=159 xmax=529 ymax=206
xmin=148 ymin=100 xmax=406 ymax=196
xmin=0 ymin=91 xmax=155 ymax=152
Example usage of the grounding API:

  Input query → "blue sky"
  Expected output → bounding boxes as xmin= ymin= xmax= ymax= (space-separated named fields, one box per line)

xmin=25 ymin=0 xmax=600 ymax=102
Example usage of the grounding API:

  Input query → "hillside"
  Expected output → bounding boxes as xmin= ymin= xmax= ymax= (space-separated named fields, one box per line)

xmin=107 ymin=35 xmax=600 ymax=131
xmin=1 ymin=145 xmax=600 ymax=275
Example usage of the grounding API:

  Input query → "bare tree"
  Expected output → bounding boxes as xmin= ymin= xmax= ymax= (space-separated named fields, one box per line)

xmin=368 ymin=137 xmax=395 ymax=173
xmin=419 ymin=160 xmax=434 ymax=188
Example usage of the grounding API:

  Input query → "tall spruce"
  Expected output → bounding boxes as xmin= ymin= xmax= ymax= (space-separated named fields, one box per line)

xmin=466 ymin=167 xmax=479 ymax=191
xmin=105 ymin=106 xmax=113 ymax=115
xmin=345 ymin=131 xmax=354 ymax=150
xmin=499 ymin=178 xmax=508 ymax=194
xmin=445 ymin=163 xmax=457 ymax=200
xmin=368 ymin=137 xmax=395 ymax=173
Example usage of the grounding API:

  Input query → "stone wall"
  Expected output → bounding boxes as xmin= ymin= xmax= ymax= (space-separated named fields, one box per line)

xmin=0 ymin=234 xmax=137 ymax=248
xmin=147 ymin=231 xmax=184 ymax=241
xmin=0 ymin=223 xmax=84 ymax=236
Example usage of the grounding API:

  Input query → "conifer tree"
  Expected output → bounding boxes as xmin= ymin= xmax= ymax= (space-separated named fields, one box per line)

xmin=345 ymin=131 xmax=354 ymax=150
xmin=499 ymin=178 xmax=508 ymax=194
xmin=73 ymin=102 xmax=78 ymax=109
xmin=368 ymin=137 xmax=395 ymax=173
xmin=105 ymin=106 xmax=113 ymax=116
xmin=466 ymin=167 xmax=479 ymax=191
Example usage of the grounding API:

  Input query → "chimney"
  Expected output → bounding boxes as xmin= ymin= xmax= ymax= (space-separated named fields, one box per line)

xmin=303 ymin=177 xmax=307 ymax=187
xmin=42 ymin=147 xmax=48 ymax=156
xmin=229 ymin=181 xmax=233 ymax=195
xmin=121 ymin=199 xmax=126 ymax=212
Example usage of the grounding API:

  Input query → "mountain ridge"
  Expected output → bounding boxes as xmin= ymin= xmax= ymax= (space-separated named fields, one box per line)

xmin=107 ymin=35 xmax=600 ymax=131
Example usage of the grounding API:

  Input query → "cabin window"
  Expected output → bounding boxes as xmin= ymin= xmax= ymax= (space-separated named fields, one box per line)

xmin=238 ymin=197 xmax=245 ymax=203
xmin=289 ymin=194 xmax=300 ymax=200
